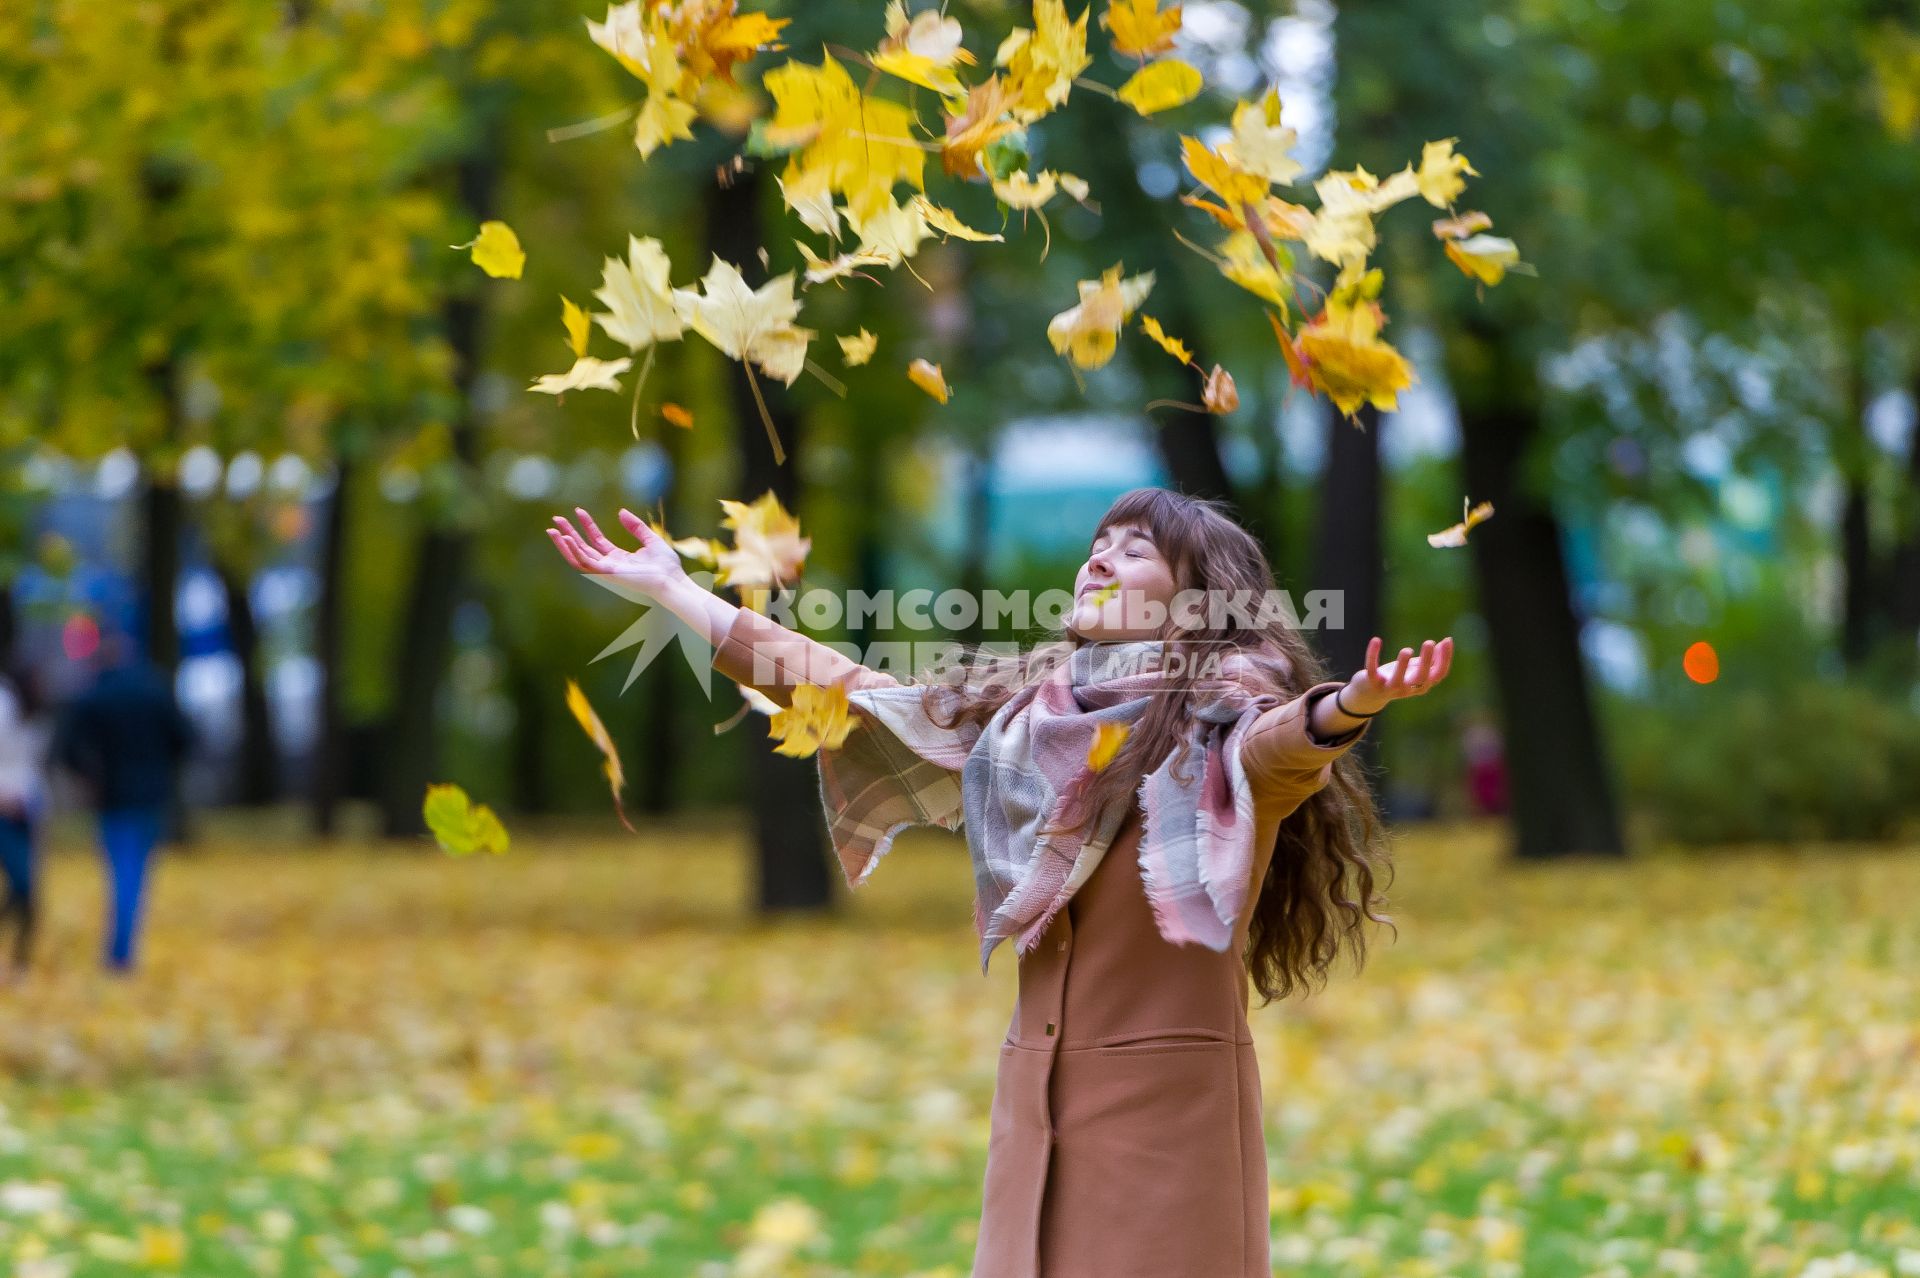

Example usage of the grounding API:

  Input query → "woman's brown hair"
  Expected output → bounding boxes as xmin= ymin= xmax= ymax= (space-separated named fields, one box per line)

xmin=923 ymin=486 xmax=1394 ymax=1004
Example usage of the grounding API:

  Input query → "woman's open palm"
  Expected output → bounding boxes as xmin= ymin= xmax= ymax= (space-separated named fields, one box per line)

xmin=547 ymin=507 xmax=686 ymax=600
xmin=1342 ymin=635 xmax=1454 ymax=715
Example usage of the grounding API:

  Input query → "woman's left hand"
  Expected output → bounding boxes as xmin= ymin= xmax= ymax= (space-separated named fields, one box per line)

xmin=1341 ymin=636 xmax=1454 ymax=716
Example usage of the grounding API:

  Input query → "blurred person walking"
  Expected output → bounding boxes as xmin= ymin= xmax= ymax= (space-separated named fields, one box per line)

xmin=0 ymin=662 xmax=52 ymax=981
xmin=51 ymin=627 xmax=197 ymax=973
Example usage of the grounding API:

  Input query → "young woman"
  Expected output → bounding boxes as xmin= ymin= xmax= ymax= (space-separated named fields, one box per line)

xmin=548 ymin=486 xmax=1453 ymax=1278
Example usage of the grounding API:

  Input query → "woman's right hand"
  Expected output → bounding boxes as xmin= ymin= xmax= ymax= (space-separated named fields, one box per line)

xmin=547 ymin=506 xmax=689 ymax=601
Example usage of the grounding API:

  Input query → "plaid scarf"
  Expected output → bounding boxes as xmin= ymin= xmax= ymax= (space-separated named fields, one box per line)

xmin=816 ymin=640 xmax=1281 ymax=973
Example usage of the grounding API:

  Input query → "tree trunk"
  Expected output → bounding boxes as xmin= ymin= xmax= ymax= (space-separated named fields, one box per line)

xmin=1312 ymin=405 xmax=1384 ymax=775
xmin=1884 ymin=369 xmax=1920 ymax=666
xmin=705 ymin=164 xmax=834 ymax=915
xmin=1458 ymin=387 xmax=1625 ymax=859
xmin=379 ymin=151 xmax=498 ymax=838
xmin=310 ymin=458 xmax=351 ymax=836
xmin=217 ymin=561 xmax=278 ymax=804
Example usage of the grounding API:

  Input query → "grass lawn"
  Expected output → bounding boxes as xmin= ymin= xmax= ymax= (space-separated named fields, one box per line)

xmin=1 ymin=815 xmax=1916 ymax=1277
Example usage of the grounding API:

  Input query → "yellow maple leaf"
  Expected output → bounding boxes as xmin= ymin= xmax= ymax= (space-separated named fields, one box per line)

xmin=1415 ymin=138 xmax=1478 ymax=208
xmin=992 ymin=169 xmax=1060 ymax=210
xmin=529 ymin=356 xmax=634 ymax=397
xmin=669 ymin=255 xmax=814 ymax=386
xmin=635 ymin=84 xmax=700 ymax=158
xmin=844 ymin=193 xmax=934 ymax=266
xmin=717 ymin=491 xmax=810 ymax=591
xmin=908 ymin=357 xmax=952 ymax=403
xmin=1297 ymin=292 xmax=1416 ymax=417
xmin=941 ymin=75 xmax=1022 ymax=177
xmin=1086 ymin=721 xmax=1131 ymax=771
xmin=1003 ymin=0 xmax=1093 ymax=121
xmin=1443 ymin=234 xmax=1523 ymax=286
xmin=565 ymin=679 xmax=633 ymax=832
xmin=913 ymin=196 xmax=1006 ymax=242
xmin=423 ymin=782 xmax=511 ymax=856
xmin=768 ymin=682 xmax=855 ymax=758
xmin=1047 ymin=265 xmax=1156 ymax=369
xmin=1427 ymin=497 xmax=1495 ymax=548
xmin=1138 ymin=314 xmax=1195 ymax=366
xmin=1116 ymin=59 xmax=1203 ymax=114
xmin=455 ymin=221 xmax=524 ymax=279
xmin=592 ymin=235 xmax=685 ymax=352
xmin=1218 ymin=230 xmax=1290 ymax=308
xmin=872 ymin=0 xmax=977 ymax=94
xmin=1101 ymin=0 xmax=1182 ymax=58
xmin=561 ymin=296 xmax=592 ymax=359
xmin=838 ymin=329 xmax=879 ymax=366
xmin=1180 ymin=135 xmax=1268 ymax=210
xmin=1223 ymin=88 xmax=1302 ymax=186
xmin=765 ymin=54 xmax=925 ymax=222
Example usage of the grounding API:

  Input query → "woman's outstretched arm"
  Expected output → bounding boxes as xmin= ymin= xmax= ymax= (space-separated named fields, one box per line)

xmin=547 ymin=506 xmax=900 ymax=708
xmin=1242 ymin=636 xmax=1454 ymax=807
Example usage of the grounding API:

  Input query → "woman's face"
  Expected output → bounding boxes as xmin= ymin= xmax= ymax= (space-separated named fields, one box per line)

xmin=1069 ymin=521 xmax=1179 ymax=640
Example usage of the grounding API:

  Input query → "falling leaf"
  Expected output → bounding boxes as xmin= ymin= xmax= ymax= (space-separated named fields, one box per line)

xmin=941 ymin=75 xmax=1022 ymax=177
xmin=661 ymin=402 xmax=694 ymax=428
xmin=561 ymin=296 xmax=593 ymax=359
xmin=1138 ymin=314 xmax=1195 ymax=366
xmin=1296 ymin=271 xmax=1416 ymax=416
xmin=1443 ymin=234 xmax=1525 ymax=286
xmin=1101 ymin=0 xmax=1183 ymax=59
xmin=1201 ymin=364 xmax=1239 ymax=414
xmin=1116 ymin=59 xmax=1204 ymax=115
xmin=669 ymin=255 xmax=813 ymax=384
xmin=764 ymin=53 xmax=925 ymax=222
xmin=529 ymin=356 xmax=634 ymax=396
xmin=592 ymin=235 xmax=685 ymax=352
xmin=838 ymin=329 xmax=878 ymax=366
xmin=1001 ymin=0 xmax=1093 ymax=121
xmin=1180 ymin=135 xmax=1267 ymax=210
xmin=1218 ymin=230 xmax=1291 ymax=308
xmin=717 ymin=491 xmax=810 ymax=591
xmin=768 ymin=682 xmax=855 ymax=758
xmin=908 ymin=357 xmax=951 ymax=403
xmin=1047 ymin=265 xmax=1156 ymax=369
xmin=1222 ymin=88 xmax=1302 ymax=186
xmin=992 ymin=169 xmax=1060 ymax=210
xmin=1086 ymin=721 xmax=1130 ymax=771
xmin=1415 ymin=138 xmax=1478 ymax=208
xmin=453 ymin=221 xmax=525 ymax=279
xmin=912 ymin=195 xmax=1006 ymax=242
xmin=872 ymin=0 xmax=976 ymax=94
xmin=565 ymin=678 xmax=633 ymax=832
xmin=1431 ymin=209 xmax=1494 ymax=241
xmin=1425 ymin=498 xmax=1495 ymax=548
xmin=1267 ymin=308 xmax=1311 ymax=390
xmin=423 ymin=782 xmax=511 ymax=856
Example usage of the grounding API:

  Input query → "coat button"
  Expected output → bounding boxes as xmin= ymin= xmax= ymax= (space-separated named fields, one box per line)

xmin=1045 ymin=1021 xmax=1056 ymax=1036
xmin=1056 ymin=937 xmax=1068 ymax=952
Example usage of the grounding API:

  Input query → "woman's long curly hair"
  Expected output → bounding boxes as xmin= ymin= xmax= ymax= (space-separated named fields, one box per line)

xmin=923 ymin=486 xmax=1394 ymax=1004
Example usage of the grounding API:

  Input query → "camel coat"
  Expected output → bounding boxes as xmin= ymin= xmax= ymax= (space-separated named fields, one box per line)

xmin=710 ymin=607 xmax=1373 ymax=1278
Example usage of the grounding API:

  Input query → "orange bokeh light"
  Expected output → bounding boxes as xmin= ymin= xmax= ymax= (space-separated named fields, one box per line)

xmin=1682 ymin=640 xmax=1719 ymax=684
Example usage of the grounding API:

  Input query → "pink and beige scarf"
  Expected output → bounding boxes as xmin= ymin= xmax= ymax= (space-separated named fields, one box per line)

xmin=816 ymin=639 xmax=1282 ymax=973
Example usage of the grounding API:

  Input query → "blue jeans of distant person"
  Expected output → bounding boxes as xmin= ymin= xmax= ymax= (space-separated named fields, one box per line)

xmin=100 ymin=806 xmax=164 ymax=971
xmin=0 ymin=814 xmax=35 ymax=971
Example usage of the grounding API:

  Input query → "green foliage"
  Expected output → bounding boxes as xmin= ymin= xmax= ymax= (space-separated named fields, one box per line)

xmin=1616 ymin=675 xmax=1920 ymax=845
